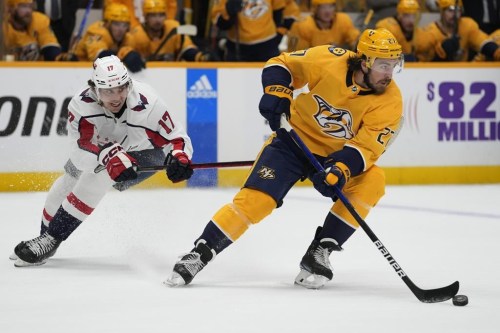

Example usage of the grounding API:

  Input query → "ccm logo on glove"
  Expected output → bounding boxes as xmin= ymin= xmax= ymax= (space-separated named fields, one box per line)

xmin=98 ymin=143 xmax=138 ymax=182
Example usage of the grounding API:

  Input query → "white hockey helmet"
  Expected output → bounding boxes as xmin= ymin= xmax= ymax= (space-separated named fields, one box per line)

xmin=92 ymin=55 xmax=130 ymax=89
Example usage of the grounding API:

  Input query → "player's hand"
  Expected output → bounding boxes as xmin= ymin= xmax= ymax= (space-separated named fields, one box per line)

xmin=98 ymin=143 xmax=138 ymax=182
xmin=123 ymin=51 xmax=146 ymax=73
xmin=494 ymin=48 xmax=500 ymax=61
xmin=312 ymin=162 xmax=350 ymax=198
xmin=259 ymin=85 xmax=292 ymax=131
xmin=440 ymin=36 xmax=460 ymax=60
xmin=197 ymin=51 xmax=221 ymax=62
xmin=226 ymin=0 xmax=243 ymax=16
xmin=165 ymin=152 xmax=193 ymax=183
xmin=56 ymin=52 xmax=79 ymax=61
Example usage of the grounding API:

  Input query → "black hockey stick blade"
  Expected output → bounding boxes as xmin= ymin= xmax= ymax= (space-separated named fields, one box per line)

xmin=405 ymin=276 xmax=459 ymax=303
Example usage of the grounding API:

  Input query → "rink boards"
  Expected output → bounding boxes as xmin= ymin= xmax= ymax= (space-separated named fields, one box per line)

xmin=0 ymin=62 xmax=499 ymax=191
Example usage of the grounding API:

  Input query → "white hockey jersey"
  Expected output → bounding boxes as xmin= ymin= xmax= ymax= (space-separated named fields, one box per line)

xmin=67 ymin=80 xmax=193 ymax=172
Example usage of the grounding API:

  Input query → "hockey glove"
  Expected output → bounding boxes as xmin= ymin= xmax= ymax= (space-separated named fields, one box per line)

xmin=226 ymin=0 xmax=243 ymax=17
xmin=122 ymin=50 xmax=146 ymax=73
xmin=440 ymin=36 xmax=460 ymax=60
xmin=98 ymin=143 xmax=138 ymax=182
xmin=312 ymin=162 xmax=350 ymax=198
xmin=165 ymin=152 xmax=193 ymax=183
xmin=259 ymin=85 xmax=292 ymax=131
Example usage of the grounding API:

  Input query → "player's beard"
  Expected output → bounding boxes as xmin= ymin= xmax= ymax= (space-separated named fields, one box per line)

xmin=13 ymin=11 xmax=32 ymax=28
xmin=363 ymin=70 xmax=391 ymax=95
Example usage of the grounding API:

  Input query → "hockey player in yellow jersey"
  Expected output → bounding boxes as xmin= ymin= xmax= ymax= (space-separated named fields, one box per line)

xmin=165 ymin=28 xmax=404 ymax=289
xmin=415 ymin=0 xmax=500 ymax=61
xmin=212 ymin=0 xmax=286 ymax=61
xmin=3 ymin=0 xmax=62 ymax=61
xmin=130 ymin=0 xmax=217 ymax=62
xmin=474 ymin=29 xmax=500 ymax=61
xmin=287 ymin=0 xmax=360 ymax=51
xmin=376 ymin=0 xmax=421 ymax=61
xmin=74 ymin=3 xmax=146 ymax=72
xmin=105 ymin=0 xmax=178 ymax=27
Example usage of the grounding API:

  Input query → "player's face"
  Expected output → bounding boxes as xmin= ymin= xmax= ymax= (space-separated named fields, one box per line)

xmin=441 ymin=7 xmax=461 ymax=29
xmin=98 ymin=84 xmax=129 ymax=113
xmin=365 ymin=58 xmax=399 ymax=94
xmin=316 ymin=4 xmax=336 ymax=22
xmin=12 ymin=3 xmax=33 ymax=27
xmin=398 ymin=13 xmax=417 ymax=33
xmin=146 ymin=13 xmax=166 ymax=32
xmin=109 ymin=21 xmax=130 ymax=43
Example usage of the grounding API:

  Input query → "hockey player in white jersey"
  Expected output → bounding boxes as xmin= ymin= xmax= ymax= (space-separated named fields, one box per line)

xmin=11 ymin=55 xmax=194 ymax=267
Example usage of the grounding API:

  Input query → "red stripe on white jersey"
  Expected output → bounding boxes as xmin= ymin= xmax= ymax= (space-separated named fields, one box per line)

xmin=78 ymin=117 xmax=99 ymax=155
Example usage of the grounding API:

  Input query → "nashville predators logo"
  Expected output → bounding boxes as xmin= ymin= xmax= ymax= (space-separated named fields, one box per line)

xmin=313 ymin=95 xmax=354 ymax=139
xmin=257 ymin=166 xmax=275 ymax=180
xmin=242 ymin=0 xmax=268 ymax=20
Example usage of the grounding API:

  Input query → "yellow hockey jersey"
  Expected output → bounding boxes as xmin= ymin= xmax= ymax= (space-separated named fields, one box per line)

xmin=266 ymin=46 xmax=403 ymax=170
xmin=287 ymin=13 xmax=360 ymax=51
xmin=474 ymin=29 xmax=500 ymax=61
xmin=130 ymin=20 xmax=197 ymax=60
xmin=375 ymin=16 xmax=421 ymax=55
xmin=3 ymin=11 xmax=60 ymax=60
xmin=415 ymin=17 xmax=490 ymax=62
xmin=212 ymin=0 xmax=286 ymax=44
xmin=74 ymin=21 xmax=137 ymax=61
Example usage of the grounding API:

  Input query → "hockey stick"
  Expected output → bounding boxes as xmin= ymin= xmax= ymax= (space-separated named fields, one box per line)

xmin=137 ymin=160 xmax=254 ymax=172
xmin=94 ymin=160 xmax=254 ymax=174
xmin=68 ymin=0 xmax=94 ymax=56
xmin=150 ymin=24 xmax=198 ymax=59
xmin=280 ymin=117 xmax=459 ymax=303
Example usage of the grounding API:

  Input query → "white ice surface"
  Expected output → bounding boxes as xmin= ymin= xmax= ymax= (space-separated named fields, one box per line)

xmin=1 ymin=185 xmax=499 ymax=333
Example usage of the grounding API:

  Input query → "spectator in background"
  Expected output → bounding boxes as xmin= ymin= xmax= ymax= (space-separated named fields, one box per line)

xmin=105 ymin=0 xmax=178 ymax=27
xmin=3 ymin=0 xmax=63 ymax=60
xmin=462 ymin=0 xmax=499 ymax=34
xmin=288 ymin=0 xmax=359 ymax=51
xmin=35 ymin=0 xmax=79 ymax=52
xmin=212 ymin=0 xmax=286 ymax=61
xmin=355 ymin=0 xmax=398 ymax=30
xmin=130 ymin=0 xmax=217 ymax=61
xmin=415 ymin=0 xmax=499 ymax=61
xmin=376 ymin=0 xmax=422 ymax=61
xmin=74 ymin=2 xmax=146 ymax=72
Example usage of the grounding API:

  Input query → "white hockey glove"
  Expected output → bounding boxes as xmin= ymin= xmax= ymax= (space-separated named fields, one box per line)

xmin=98 ymin=143 xmax=138 ymax=182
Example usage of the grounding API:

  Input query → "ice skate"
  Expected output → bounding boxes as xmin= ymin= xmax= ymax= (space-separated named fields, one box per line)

xmin=294 ymin=237 xmax=341 ymax=289
xmin=14 ymin=232 xmax=61 ymax=267
xmin=164 ymin=240 xmax=216 ymax=287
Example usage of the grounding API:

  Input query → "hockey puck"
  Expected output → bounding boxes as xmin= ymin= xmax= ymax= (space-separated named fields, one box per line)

xmin=452 ymin=295 xmax=468 ymax=306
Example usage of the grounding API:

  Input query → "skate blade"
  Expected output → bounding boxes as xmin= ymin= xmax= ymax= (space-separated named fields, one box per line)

xmin=14 ymin=258 xmax=47 ymax=267
xmin=163 ymin=272 xmax=187 ymax=287
xmin=9 ymin=252 xmax=18 ymax=260
xmin=294 ymin=269 xmax=330 ymax=289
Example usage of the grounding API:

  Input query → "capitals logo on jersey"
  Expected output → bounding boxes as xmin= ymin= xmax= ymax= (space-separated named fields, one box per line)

xmin=131 ymin=94 xmax=149 ymax=111
xmin=313 ymin=94 xmax=354 ymax=139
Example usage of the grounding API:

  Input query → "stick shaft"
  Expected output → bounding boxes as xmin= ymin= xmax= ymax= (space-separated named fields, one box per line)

xmin=137 ymin=160 xmax=254 ymax=172
xmin=281 ymin=117 xmax=458 ymax=302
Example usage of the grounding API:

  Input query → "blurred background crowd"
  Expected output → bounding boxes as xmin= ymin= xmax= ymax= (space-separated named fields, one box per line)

xmin=1 ymin=0 xmax=499 ymax=72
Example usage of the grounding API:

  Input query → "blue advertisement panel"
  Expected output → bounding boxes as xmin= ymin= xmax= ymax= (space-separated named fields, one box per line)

xmin=186 ymin=69 xmax=218 ymax=187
